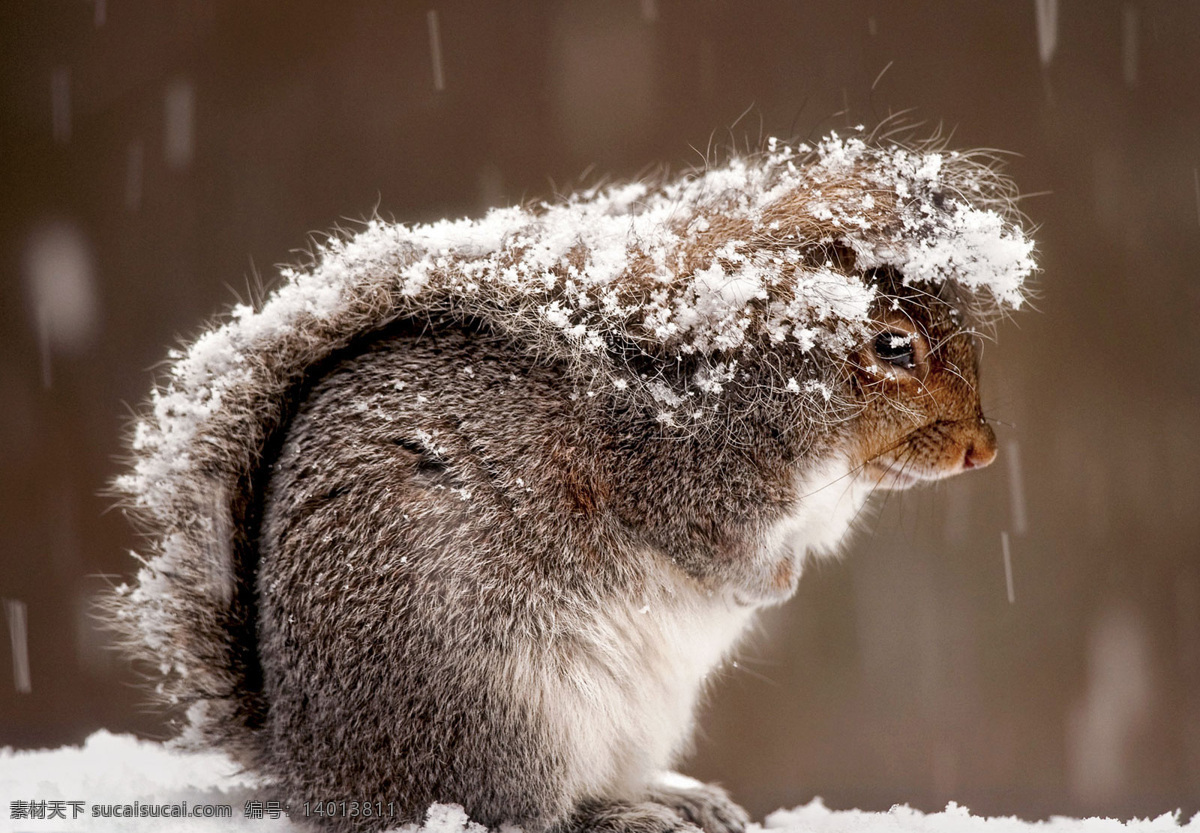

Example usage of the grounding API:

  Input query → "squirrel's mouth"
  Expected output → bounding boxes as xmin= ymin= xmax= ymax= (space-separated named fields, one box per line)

xmin=863 ymin=460 xmax=929 ymax=490
xmin=862 ymin=457 xmax=971 ymax=490
xmin=863 ymin=451 xmax=990 ymax=490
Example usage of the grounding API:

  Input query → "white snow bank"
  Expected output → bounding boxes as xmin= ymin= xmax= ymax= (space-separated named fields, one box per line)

xmin=765 ymin=802 xmax=1195 ymax=832
xmin=1 ymin=732 xmax=1193 ymax=832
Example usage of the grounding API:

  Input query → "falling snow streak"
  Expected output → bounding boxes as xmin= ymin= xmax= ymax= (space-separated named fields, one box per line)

xmin=640 ymin=0 xmax=658 ymax=22
xmin=24 ymin=221 xmax=99 ymax=388
xmin=427 ymin=10 xmax=445 ymax=92
xmin=1034 ymin=0 xmax=1058 ymax=67
xmin=164 ymin=79 xmax=195 ymax=169
xmin=51 ymin=67 xmax=70 ymax=144
xmin=1005 ymin=439 xmax=1028 ymax=535
xmin=1122 ymin=5 xmax=1139 ymax=87
xmin=1068 ymin=608 xmax=1154 ymax=802
xmin=94 ymin=0 xmax=106 ymax=27
xmin=4 ymin=599 xmax=31 ymax=693
xmin=1001 ymin=531 xmax=1015 ymax=604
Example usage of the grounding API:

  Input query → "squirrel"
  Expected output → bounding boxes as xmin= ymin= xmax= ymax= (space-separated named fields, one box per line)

xmin=109 ymin=132 xmax=1035 ymax=833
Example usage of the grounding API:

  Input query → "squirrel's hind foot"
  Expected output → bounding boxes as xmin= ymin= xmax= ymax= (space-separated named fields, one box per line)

xmin=646 ymin=779 xmax=749 ymax=833
xmin=559 ymin=781 xmax=748 ymax=833
xmin=560 ymin=799 xmax=702 ymax=833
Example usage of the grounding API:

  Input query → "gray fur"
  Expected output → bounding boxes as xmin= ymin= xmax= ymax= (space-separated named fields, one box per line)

xmin=108 ymin=138 xmax=1033 ymax=832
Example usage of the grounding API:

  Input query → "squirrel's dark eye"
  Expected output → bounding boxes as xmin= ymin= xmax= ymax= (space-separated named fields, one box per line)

xmin=873 ymin=332 xmax=916 ymax=369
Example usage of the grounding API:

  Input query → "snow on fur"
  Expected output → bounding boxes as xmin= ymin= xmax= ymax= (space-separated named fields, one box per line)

xmin=2 ymin=733 xmax=1192 ymax=832
xmin=109 ymin=131 xmax=1036 ymax=753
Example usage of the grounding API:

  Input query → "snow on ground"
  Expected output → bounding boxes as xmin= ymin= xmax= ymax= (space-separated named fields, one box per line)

xmin=1 ymin=732 xmax=1194 ymax=832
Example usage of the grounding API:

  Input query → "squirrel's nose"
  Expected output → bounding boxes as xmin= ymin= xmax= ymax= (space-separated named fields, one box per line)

xmin=962 ymin=419 xmax=998 ymax=470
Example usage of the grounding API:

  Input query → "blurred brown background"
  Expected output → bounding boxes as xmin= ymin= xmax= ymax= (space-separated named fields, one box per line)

xmin=2 ymin=0 xmax=1198 ymax=822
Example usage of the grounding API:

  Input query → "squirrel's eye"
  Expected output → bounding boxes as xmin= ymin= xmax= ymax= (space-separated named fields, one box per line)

xmin=873 ymin=332 xmax=916 ymax=369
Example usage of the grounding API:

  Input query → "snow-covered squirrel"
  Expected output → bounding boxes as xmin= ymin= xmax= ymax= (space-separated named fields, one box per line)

xmin=109 ymin=132 xmax=1035 ymax=833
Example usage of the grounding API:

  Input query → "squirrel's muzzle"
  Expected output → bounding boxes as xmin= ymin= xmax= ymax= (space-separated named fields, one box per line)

xmin=863 ymin=415 xmax=998 ymax=490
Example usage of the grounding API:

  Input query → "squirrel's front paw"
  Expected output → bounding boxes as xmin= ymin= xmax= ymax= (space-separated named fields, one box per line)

xmin=647 ymin=774 xmax=749 ymax=833
xmin=564 ymin=799 xmax=702 ymax=833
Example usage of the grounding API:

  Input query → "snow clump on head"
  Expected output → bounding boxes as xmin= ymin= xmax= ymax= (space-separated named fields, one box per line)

xmin=323 ymin=132 xmax=1029 ymax=389
xmin=338 ymin=129 xmax=1033 ymax=410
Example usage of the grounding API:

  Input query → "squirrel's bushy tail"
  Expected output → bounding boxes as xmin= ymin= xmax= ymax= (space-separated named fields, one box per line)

xmin=108 ymin=252 xmax=430 ymax=754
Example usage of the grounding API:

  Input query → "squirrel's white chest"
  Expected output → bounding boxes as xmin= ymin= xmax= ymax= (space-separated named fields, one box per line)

xmin=774 ymin=456 xmax=874 ymax=560
xmin=533 ymin=571 xmax=754 ymax=801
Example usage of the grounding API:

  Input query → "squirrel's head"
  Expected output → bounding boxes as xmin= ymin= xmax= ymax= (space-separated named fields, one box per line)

xmin=841 ymin=270 xmax=997 ymax=490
